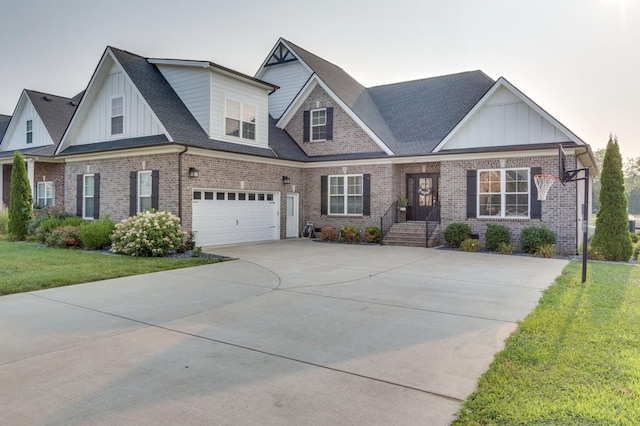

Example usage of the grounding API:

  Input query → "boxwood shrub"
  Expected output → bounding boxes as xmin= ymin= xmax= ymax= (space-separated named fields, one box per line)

xmin=520 ymin=225 xmax=557 ymax=254
xmin=444 ymin=223 xmax=472 ymax=248
xmin=485 ymin=224 xmax=511 ymax=252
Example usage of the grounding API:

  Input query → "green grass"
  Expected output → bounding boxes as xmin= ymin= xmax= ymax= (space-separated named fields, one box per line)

xmin=453 ymin=262 xmax=640 ymax=425
xmin=0 ymin=240 xmax=226 ymax=296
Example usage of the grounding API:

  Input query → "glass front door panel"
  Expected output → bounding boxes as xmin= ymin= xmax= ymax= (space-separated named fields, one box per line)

xmin=419 ymin=177 xmax=433 ymax=207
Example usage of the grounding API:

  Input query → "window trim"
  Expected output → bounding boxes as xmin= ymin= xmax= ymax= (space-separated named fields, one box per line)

xmin=37 ymin=181 xmax=54 ymax=207
xmin=328 ymin=174 xmax=364 ymax=216
xmin=138 ymin=170 xmax=152 ymax=213
xmin=310 ymin=108 xmax=327 ymax=142
xmin=477 ymin=168 xmax=530 ymax=219
xmin=83 ymin=174 xmax=95 ymax=220
xmin=110 ymin=96 xmax=124 ymax=136
xmin=26 ymin=120 xmax=33 ymax=144
xmin=224 ymin=98 xmax=256 ymax=141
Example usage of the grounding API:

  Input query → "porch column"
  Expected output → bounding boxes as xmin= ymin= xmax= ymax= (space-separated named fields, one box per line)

xmin=0 ymin=164 xmax=3 ymax=210
xmin=26 ymin=159 xmax=35 ymax=203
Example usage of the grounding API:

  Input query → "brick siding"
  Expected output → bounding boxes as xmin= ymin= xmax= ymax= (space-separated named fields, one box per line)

xmin=440 ymin=155 xmax=578 ymax=254
xmin=285 ymin=85 xmax=383 ymax=157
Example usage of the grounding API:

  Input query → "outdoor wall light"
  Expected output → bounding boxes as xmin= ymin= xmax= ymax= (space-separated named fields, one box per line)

xmin=282 ymin=175 xmax=291 ymax=185
xmin=188 ymin=167 xmax=199 ymax=178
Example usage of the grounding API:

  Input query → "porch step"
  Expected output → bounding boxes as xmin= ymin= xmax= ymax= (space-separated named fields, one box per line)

xmin=382 ymin=222 xmax=441 ymax=248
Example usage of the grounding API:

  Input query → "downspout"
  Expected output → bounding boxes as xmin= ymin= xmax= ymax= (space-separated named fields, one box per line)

xmin=178 ymin=145 xmax=188 ymax=220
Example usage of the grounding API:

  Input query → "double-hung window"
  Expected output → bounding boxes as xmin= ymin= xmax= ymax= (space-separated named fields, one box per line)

xmin=37 ymin=182 xmax=54 ymax=207
xmin=225 ymin=99 xmax=256 ymax=141
xmin=311 ymin=109 xmax=326 ymax=141
xmin=26 ymin=120 xmax=33 ymax=144
xmin=329 ymin=175 xmax=363 ymax=215
xmin=83 ymin=174 xmax=95 ymax=219
xmin=111 ymin=96 xmax=124 ymax=135
xmin=478 ymin=168 xmax=529 ymax=218
xmin=138 ymin=171 xmax=152 ymax=212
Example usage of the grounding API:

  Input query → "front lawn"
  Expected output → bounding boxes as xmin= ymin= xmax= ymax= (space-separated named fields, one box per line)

xmin=0 ymin=241 xmax=225 ymax=296
xmin=453 ymin=261 xmax=640 ymax=424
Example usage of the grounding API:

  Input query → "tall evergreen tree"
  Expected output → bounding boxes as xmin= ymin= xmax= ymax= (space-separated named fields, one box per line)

xmin=591 ymin=136 xmax=632 ymax=261
xmin=7 ymin=151 xmax=33 ymax=240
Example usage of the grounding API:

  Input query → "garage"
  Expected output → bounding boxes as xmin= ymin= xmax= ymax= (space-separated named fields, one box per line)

xmin=192 ymin=190 xmax=279 ymax=246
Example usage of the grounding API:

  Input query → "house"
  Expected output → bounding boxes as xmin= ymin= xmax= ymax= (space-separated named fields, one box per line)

xmin=0 ymin=90 xmax=78 ymax=208
xmin=256 ymin=39 xmax=596 ymax=253
xmin=3 ymin=38 xmax=596 ymax=253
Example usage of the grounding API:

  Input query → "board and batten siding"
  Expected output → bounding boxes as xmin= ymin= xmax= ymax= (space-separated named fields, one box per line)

xmin=1 ymin=99 xmax=54 ymax=151
xmin=209 ymin=71 xmax=270 ymax=149
xmin=444 ymin=87 xmax=570 ymax=150
xmin=74 ymin=65 xmax=164 ymax=145
xmin=156 ymin=65 xmax=210 ymax=134
xmin=259 ymin=61 xmax=312 ymax=119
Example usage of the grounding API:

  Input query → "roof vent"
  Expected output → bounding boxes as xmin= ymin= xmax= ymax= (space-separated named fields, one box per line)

xmin=69 ymin=101 xmax=77 ymax=106
xmin=43 ymin=96 xmax=52 ymax=102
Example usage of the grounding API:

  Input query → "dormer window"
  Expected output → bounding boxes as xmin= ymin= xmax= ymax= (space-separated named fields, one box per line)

xmin=303 ymin=107 xmax=333 ymax=142
xmin=111 ymin=96 xmax=124 ymax=135
xmin=311 ymin=109 xmax=326 ymax=141
xmin=225 ymin=99 xmax=256 ymax=141
xmin=26 ymin=120 xmax=33 ymax=144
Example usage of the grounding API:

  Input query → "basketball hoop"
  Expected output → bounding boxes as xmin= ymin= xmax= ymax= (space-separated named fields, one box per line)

xmin=534 ymin=174 xmax=560 ymax=201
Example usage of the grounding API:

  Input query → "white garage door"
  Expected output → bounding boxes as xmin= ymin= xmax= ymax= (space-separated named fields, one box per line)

xmin=192 ymin=190 xmax=279 ymax=246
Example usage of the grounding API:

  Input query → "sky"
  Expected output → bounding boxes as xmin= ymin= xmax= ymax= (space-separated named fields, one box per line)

xmin=0 ymin=0 xmax=638 ymax=158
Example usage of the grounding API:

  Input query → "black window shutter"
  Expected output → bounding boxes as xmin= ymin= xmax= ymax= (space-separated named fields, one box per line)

xmin=151 ymin=170 xmax=160 ymax=210
xmin=530 ymin=167 xmax=542 ymax=219
xmin=466 ymin=170 xmax=477 ymax=218
xmin=129 ymin=171 xmax=137 ymax=216
xmin=93 ymin=173 xmax=100 ymax=219
xmin=303 ymin=110 xmax=310 ymax=142
xmin=76 ymin=174 xmax=83 ymax=217
xmin=320 ymin=175 xmax=328 ymax=215
xmin=362 ymin=173 xmax=370 ymax=216
xmin=325 ymin=107 xmax=333 ymax=140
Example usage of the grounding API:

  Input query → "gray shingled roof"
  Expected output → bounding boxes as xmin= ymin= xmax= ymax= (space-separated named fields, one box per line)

xmin=25 ymin=90 xmax=78 ymax=154
xmin=76 ymin=47 xmax=304 ymax=160
xmin=367 ymin=71 xmax=494 ymax=155
xmin=0 ymin=114 xmax=10 ymax=141
xmin=283 ymin=40 xmax=495 ymax=156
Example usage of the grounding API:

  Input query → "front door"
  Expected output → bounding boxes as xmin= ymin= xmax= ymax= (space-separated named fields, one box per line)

xmin=286 ymin=193 xmax=299 ymax=238
xmin=406 ymin=173 xmax=439 ymax=221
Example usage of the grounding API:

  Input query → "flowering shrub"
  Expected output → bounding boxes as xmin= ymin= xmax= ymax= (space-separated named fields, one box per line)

xmin=44 ymin=225 xmax=82 ymax=248
xmin=111 ymin=210 xmax=185 ymax=257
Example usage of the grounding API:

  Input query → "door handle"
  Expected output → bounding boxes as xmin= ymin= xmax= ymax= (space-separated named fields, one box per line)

xmin=236 ymin=219 xmax=239 ymax=226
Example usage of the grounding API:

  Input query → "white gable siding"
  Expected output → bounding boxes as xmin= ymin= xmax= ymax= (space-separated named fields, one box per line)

xmin=210 ymin=71 xmax=270 ymax=149
xmin=156 ymin=65 xmax=210 ymax=134
xmin=1 ymin=99 xmax=53 ymax=151
xmin=259 ymin=62 xmax=312 ymax=119
xmin=73 ymin=67 xmax=163 ymax=145
xmin=444 ymin=87 xmax=571 ymax=150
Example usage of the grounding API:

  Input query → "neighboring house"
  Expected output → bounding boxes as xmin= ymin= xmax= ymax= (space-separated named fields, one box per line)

xmin=0 ymin=91 xmax=78 ymax=209
xmin=2 ymin=39 xmax=595 ymax=253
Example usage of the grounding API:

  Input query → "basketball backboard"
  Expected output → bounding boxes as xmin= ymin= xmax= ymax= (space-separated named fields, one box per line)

xmin=559 ymin=144 xmax=567 ymax=185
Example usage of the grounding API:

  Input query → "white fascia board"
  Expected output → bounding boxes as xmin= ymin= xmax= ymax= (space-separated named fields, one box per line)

xmin=151 ymin=58 xmax=276 ymax=92
xmin=433 ymin=77 xmax=586 ymax=153
xmin=147 ymin=58 xmax=209 ymax=68
xmin=276 ymin=75 xmax=394 ymax=156
xmin=57 ymin=48 xmax=173 ymax=155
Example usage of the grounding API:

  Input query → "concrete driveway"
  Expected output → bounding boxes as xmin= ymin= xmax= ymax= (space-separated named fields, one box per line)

xmin=0 ymin=240 xmax=568 ymax=425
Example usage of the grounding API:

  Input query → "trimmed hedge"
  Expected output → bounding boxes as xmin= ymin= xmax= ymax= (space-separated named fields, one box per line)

xmin=444 ymin=223 xmax=472 ymax=248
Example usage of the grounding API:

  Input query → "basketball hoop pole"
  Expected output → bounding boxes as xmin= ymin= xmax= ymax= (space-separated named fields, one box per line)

xmin=564 ymin=166 xmax=590 ymax=283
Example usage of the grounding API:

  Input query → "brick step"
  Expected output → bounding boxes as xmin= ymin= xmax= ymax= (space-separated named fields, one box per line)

xmin=382 ymin=222 xmax=441 ymax=248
